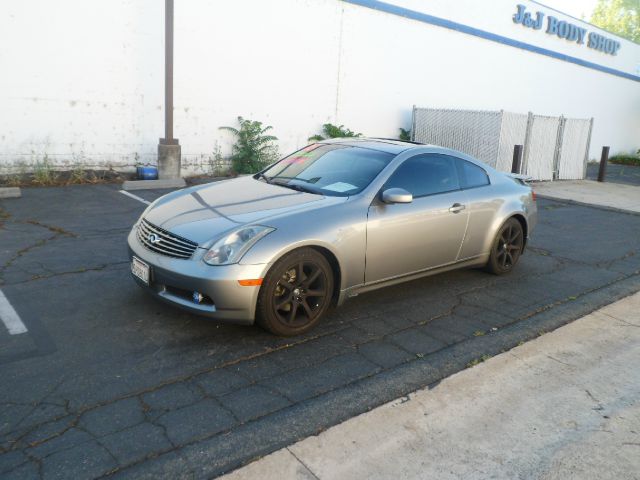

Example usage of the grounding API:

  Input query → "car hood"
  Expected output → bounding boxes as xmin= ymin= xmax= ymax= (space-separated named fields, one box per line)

xmin=144 ymin=176 xmax=346 ymax=246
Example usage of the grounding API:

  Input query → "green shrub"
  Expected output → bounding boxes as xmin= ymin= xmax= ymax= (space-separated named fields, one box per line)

xmin=208 ymin=143 xmax=230 ymax=177
xmin=32 ymin=155 xmax=58 ymax=185
xmin=308 ymin=123 xmax=361 ymax=141
xmin=609 ymin=154 xmax=640 ymax=166
xmin=220 ymin=117 xmax=278 ymax=174
xmin=398 ymin=128 xmax=411 ymax=141
xmin=69 ymin=162 xmax=87 ymax=184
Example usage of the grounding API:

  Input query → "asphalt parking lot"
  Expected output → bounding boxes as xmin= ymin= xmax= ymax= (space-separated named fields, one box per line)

xmin=586 ymin=162 xmax=640 ymax=186
xmin=1 ymin=183 xmax=640 ymax=479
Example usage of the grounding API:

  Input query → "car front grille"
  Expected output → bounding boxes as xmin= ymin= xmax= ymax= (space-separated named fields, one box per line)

xmin=137 ymin=219 xmax=199 ymax=259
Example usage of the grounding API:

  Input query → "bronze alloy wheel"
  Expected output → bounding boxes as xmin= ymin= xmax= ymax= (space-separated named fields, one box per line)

xmin=256 ymin=248 xmax=334 ymax=336
xmin=486 ymin=217 xmax=524 ymax=275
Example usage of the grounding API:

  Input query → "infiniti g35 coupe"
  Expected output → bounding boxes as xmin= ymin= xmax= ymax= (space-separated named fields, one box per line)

xmin=128 ymin=138 xmax=537 ymax=336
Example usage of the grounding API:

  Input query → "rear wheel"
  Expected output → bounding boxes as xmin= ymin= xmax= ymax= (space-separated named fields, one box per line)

xmin=256 ymin=248 xmax=334 ymax=336
xmin=485 ymin=218 xmax=524 ymax=275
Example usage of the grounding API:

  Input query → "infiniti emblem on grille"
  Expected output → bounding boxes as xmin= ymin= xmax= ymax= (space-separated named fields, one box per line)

xmin=147 ymin=233 xmax=161 ymax=245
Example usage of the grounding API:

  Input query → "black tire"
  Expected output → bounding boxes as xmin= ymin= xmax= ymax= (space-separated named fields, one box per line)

xmin=256 ymin=248 xmax=334 ymax=336
xmin=485 ymin=217 xmax=524 ymax=275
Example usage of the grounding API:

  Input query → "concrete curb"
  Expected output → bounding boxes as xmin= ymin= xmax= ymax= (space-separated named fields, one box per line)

xmin=0 ymin=187 xmax=21 ymax=199
xmin=531 ymin=180 xmax=640 ymax=214
xmin=537 ymin=194 xmax=640 ymax=216
xmin=122 ymin=178 xmax=186 ymax=191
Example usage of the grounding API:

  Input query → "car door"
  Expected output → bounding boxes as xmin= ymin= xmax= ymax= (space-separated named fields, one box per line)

xmin=454 ymin=157 xmax=496 ymax=260
xmin=365 ymin=154 xmax=470 ymax=284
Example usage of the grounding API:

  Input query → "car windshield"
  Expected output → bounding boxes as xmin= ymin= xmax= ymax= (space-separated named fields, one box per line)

xmin=258 ymin=144 xmax=394 ymax=197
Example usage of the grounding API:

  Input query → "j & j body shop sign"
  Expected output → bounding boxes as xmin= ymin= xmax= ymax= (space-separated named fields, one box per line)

xmin=513 ymin=4 xmax=621 ymax=55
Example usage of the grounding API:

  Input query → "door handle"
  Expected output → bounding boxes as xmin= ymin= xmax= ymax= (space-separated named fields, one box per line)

xmin=449 ymin=203 xmax=466 ymax=213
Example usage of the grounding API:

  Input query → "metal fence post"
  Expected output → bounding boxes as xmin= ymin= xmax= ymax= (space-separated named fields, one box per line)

xmin=511 ymin=145 xmax=523 ymax=174
xmin=411 ymin=105 xmax=417 ymax=142
xmin=521 ymin=112 xmax=534 ymax=175
xmin=582 ymin=118 xmax=594 ymax=179
xmin=552 ymin=115 xmax=565 ymax=180
xmin=597 ymin=146 xmax=610 ymax=182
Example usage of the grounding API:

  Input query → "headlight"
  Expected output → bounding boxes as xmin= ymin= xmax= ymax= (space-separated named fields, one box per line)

xmin=203 ymin=225 xmax=274 ymax=265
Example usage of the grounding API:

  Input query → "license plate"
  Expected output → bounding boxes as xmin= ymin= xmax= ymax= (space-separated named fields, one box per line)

xmin=131 ymin=256 xmax=150 ymax=285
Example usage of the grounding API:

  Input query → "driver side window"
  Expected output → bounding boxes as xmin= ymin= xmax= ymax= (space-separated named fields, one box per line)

xmin=385 ymin=154 xmax=460 ymax=198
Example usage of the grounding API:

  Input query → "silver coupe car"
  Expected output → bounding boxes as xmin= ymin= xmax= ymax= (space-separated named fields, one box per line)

xmin=128 ymin=139 xmax=537 ymax=336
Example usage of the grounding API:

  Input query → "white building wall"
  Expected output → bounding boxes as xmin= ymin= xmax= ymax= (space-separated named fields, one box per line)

xmin=0 ymin=0 xmax=638 ymax=173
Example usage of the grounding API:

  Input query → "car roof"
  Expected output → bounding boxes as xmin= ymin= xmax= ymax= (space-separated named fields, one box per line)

xmin=319 ymin=137 xmax=419 ymax=154
xmin=317 ymin=138 xmax=493 ymax=172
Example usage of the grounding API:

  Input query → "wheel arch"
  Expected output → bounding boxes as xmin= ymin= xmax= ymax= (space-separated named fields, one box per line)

xmin=308 ymin=245 xmax=342 ymax=305
xmin=482 ymin=208 xmax=530 ymax=258
xmin=258 ymin=243 xmax=344 ymax=306
xmin=509 ymin=213 xmax=529 ymax=251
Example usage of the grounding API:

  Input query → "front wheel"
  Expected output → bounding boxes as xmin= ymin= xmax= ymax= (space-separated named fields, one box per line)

xmin=485 ymin=218 xmax=524 ymax=275
xmin=256 ymin=248 xmax=334 ymax=336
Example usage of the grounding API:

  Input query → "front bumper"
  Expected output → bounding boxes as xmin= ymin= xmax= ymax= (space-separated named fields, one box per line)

xmin=127 ymin=228 xmax=269 ymax=324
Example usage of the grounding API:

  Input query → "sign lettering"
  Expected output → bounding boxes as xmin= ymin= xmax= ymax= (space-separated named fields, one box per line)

xmin=512 ymin=4 xmax=621 ymax=56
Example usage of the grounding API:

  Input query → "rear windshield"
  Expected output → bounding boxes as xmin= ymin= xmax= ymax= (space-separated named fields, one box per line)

xmin=259 ymin=144 xmax=394 ymax=197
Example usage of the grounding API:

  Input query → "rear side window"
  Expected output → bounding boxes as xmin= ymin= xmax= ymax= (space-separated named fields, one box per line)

xmin=457 ymin=159 xmax=490 ymax=189
xmin=385 ymin=154 xmax=460 ymax=197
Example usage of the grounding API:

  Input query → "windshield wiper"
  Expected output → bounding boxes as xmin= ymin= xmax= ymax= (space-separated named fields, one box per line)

xmin=255 ymin=172 xmax=272 ymax=183
xmin=269 ymin=176 xmax=318 ymax=184
xmin=270 ymin=180 xmax=318 ymax=194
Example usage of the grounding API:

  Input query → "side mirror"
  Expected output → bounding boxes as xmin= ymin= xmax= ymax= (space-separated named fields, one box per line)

xmin=381 ymin=188 xmax=413 ymax=204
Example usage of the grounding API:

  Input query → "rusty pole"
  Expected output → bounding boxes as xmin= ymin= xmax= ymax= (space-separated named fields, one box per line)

xmin=511 ymin=145 xmax=523 ymax=174
xmin=164 ymin=0 xmax=175 ymax=143
xmin=597 ymin=146 xmax=609 ymax=183
xmin=157 ymin=0 xmax=181 ymax=179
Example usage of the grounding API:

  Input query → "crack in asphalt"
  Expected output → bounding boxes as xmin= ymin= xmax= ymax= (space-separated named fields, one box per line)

xmin=0 ymin=217 xmax=130 ymax=286
xmin=23 ymin=221 xmax=76 ymax=238
xmin=0 ymin=218 xmax=78 ymax=285
xmin=0 ymin=235 xmax=58 ymax=281
xmin=4 ymin=380 xmax=69 ymax=442
xmin=140 ymin=399 xmax=177 ymax=451
xmin=0 ymin=324 xmax=352 ymax=455
xmin=19 ymin=262 xmax=130 ymax=285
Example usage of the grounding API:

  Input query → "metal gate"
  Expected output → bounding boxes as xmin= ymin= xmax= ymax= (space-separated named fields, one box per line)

xmin=411 ymin=107 xmax=593 ymax=181
xmin=557 ymin=118 xmax=593 ymax=180
xmin=524 ymin=115 xmax=560 ymax=181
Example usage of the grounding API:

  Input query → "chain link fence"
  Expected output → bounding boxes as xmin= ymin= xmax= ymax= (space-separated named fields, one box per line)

xmin=557 ymin=118 xmax=593 ymax=180
xmin=412 ymin=107 xmax=593 ymax=181
xmin=524 ymin=115 xmax=560 ymax=181
xmin=496 ymin=111 xmax=528 ymax=173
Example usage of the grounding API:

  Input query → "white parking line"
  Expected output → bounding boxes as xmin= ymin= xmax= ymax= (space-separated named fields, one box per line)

xmin=119 ymin=190 xmax=151 ymax=205
xmin=0 ymin=290 xmax=27 ymax=335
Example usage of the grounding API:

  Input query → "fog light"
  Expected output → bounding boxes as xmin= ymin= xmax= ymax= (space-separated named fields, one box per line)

xmin=192 ymin=291 xmax=204 ymax=304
